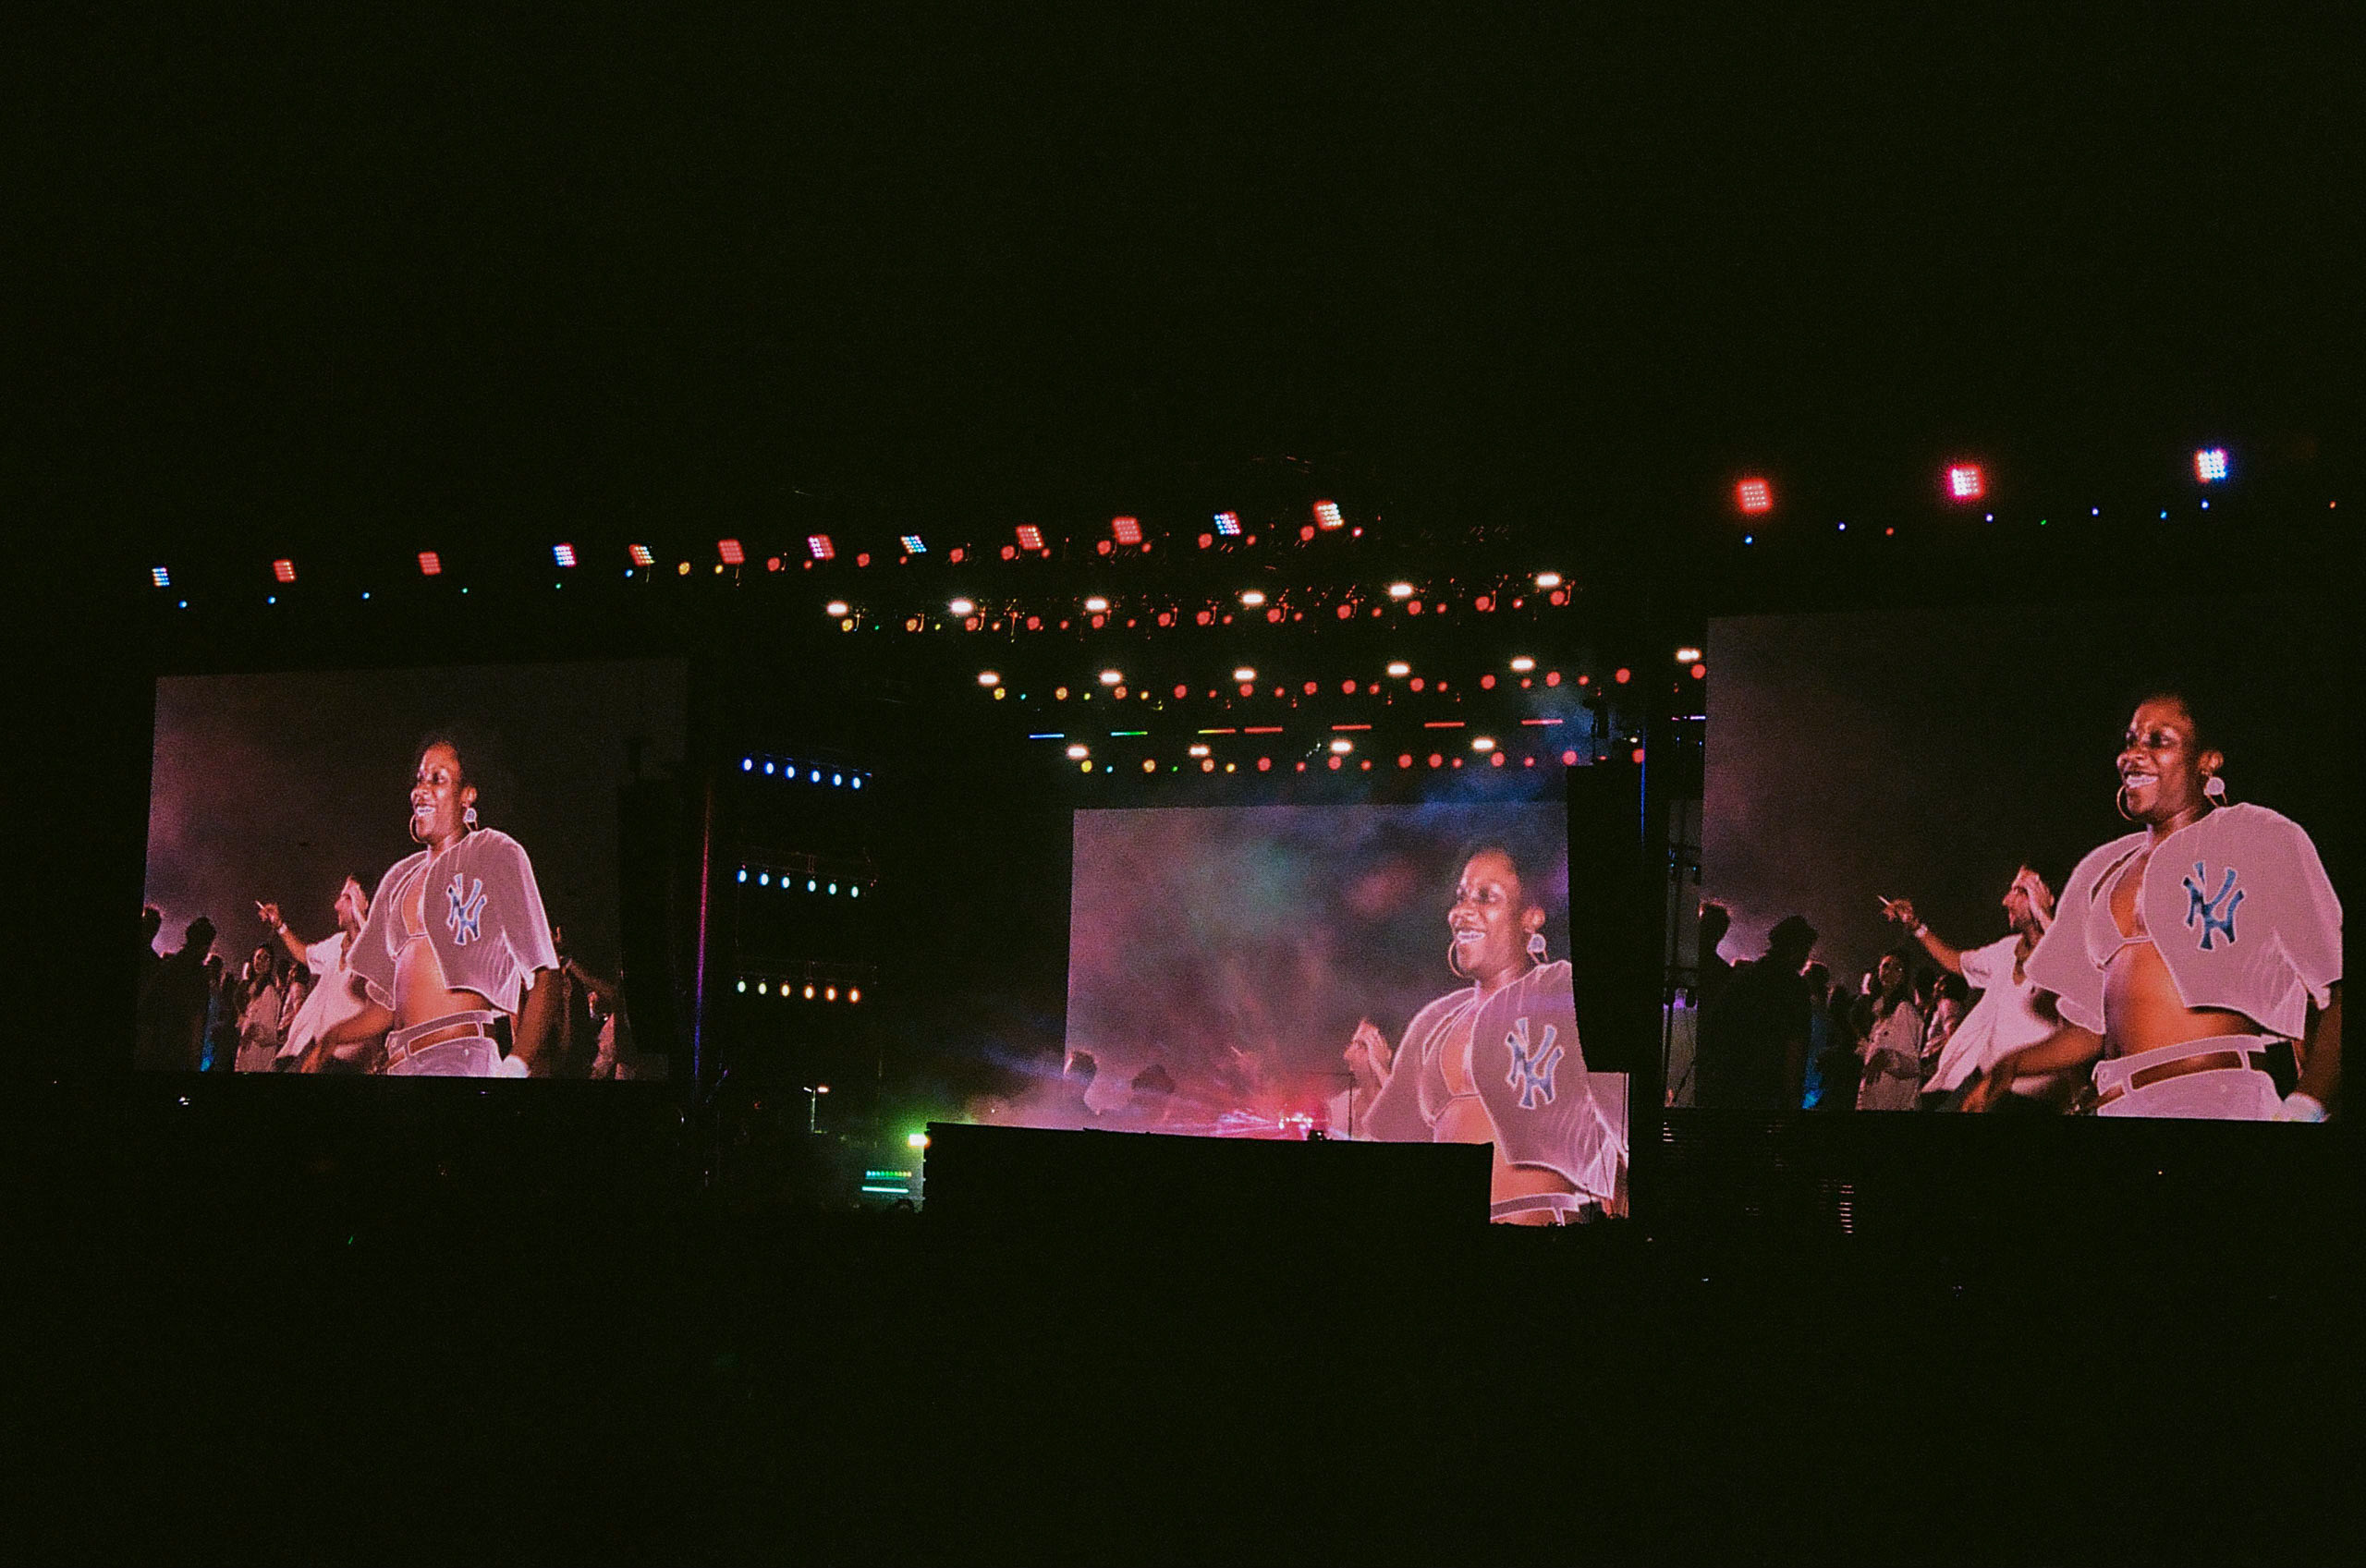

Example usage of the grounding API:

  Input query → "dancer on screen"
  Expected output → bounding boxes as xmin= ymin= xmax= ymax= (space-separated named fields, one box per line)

xmin=1965 ymin=692 xmax=2341 ymax=1120
xmin=1347 ymin=844 xmax=1626 ymax=1222
xmin=306 ymin=732 xmax=561 ymax=1077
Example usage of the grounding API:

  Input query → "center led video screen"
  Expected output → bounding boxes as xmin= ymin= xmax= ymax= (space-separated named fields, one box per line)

xmin=1055 ymin=802 xmax=1628 ymax=1222
xmin=1687 ymin=596 xmax=2341 ymax=1123
xmin=137 ymin=659 xmax=687 ymax=1079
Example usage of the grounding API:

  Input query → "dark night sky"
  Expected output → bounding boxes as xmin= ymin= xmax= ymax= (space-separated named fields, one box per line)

xmin=6 ymin=5 xmax=2351 ymax=560
xmin=1702 ymin=595 xmax=2343 ymax=986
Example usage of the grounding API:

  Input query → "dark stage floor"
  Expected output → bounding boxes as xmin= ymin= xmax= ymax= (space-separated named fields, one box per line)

xmin=4 ymin=1085 xmax=2353 ymax=1566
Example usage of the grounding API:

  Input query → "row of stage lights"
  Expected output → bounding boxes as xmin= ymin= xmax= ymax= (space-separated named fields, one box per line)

xmin=736 ymin=865 xmax=870 ymax=899
xmin=734 ymin=975 xmax=867 ymax=1004
xmin=973 ymin=654 xmax=1634 ymax=705
xmin=146 ymin=500 xmax=1363 ymax=595
xmin=818 ymin=572 xmax=1570 ymax=636
xmin=1043 ymin=737 xmax=1635 ymax=774
xmin=1730 ymin=449 xmax=2236 ymax=517
xmin=738 ymin=757 xmax=871 ymax=790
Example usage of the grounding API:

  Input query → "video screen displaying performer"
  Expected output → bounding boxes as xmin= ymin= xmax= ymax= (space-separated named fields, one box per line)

xmin=1694 ymin=598 xmax=2341 ymax=1122
xmin=1054 ymin=804 xmax=1628 ymax=1222
xmin=137 ymin=660 xmax=686 ymax=1078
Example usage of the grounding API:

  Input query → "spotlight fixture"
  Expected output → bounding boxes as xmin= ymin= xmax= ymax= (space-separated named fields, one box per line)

xmin=1471 ymin=736 xmax=1496 ymax=752
xmin=1509 ymin=656 xmax=1535 ymax=673
xmin=1385 ymin=661 xmax=1409 ymax=677
xmin=947 ymin=598 xmax=975 ymax=616
xmin=1313 ymin=500 xmax=1344 ymax=529
xmin=1675 ymin=647 xmax=1702 ymax=662
xmin=1112 ymin=517 xmax=1142 ymax=544
xmin=1213 ymin=511 xmax=1242 ymax=536
xmin=718 ymin=539 xmax=746 ymax=565
xmin=807 ymin=534 xmax=835 ymax=561
xmin=417 ymin=552 xmax=442 ymax=577
xmin=273 ymin=559 xmax=297 ymax=583
xmin=1736 ymin=477 xmax=1774 ymax=515
xmin=824 ymin=600 xmax=850 ymax=617
xmin=900 ymin=534 xmax=926 ymax=553
xmin=1945 ymin=463 xmax=1986 ymax=502
xmin=151 ymin=566 xmax=171 ymax=588
xmin=2194 ymin=447 xmax=2230 ymax=483
xmin=977 ymin=671 xmax=1001 ymax=687
xmin=1533 ymin=572 xmax=1562 ymax=589
xmin=1098 ymin=669 xmax=1122 ymax=686
xmin=1016 ymin=525 xmax=1045 ymax=552
xmin=628 ymin=543 xmax=654 ymax=567
xmin=1239 ymin=590 xmax=1266 ymax=607
xmin=552 ymin=543 xmax=577 ymax=568
xmin=1329 ymin=738 xmax=1354 ymax=754
xmin=1066 ymin=744 xmax=1090 ymax=760
xmin=1386 ymin=582 xmax=1414 ymax=599
xmin=1083 ymin=596 xmax=1109 ymax=613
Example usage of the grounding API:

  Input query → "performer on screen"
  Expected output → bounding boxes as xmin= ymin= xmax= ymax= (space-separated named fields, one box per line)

xmin=309 ymin=732 xmax=562 ymax=1077
xmin=260 ymin=875 xmax=373 ymax=1072
xmin=1347 ymin=844 xmax=1626 ymax=1222
xmin=1965 ymin=691 xmax=2341 ymax=1120
xmin=1881 ymin=867 xmax=2067 ymax=1111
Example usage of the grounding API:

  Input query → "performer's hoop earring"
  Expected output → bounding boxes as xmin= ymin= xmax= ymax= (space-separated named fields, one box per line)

xmin=2115 ymin=784 xmax=2140 ymax=822
xmin=463 ymin=805 xmax=478 ymax=828
xmin=1445 ymin=938 xmax=1470 ymax=979
xmin=1527 ymin=930 xmax=1548 ymax=962
xmin=2203 ymin=774 xmax=2226 ymax=805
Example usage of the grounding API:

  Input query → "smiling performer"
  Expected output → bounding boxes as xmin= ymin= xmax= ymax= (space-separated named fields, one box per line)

xmin=311 ymin=731 xmax=561 ymax=1077
xmin=1348 ymin=844 xmax=1625 ymax=1222
xmin=1966 ymin=692 xmax=2341 ymax=1120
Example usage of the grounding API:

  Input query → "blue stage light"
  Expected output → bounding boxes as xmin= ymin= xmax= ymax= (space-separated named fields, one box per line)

xmin=2195 ymin=447 xmax=2230 ymax=483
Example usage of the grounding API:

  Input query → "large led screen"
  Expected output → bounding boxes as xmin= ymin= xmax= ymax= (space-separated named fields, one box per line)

xmin=137 ymin=660 xmax=686 ymax=1079
xmin=1055 ymin=803 xmax=1628 ymax=1222
xmin=1689 ymin=598 xmax=2341 ymax=1122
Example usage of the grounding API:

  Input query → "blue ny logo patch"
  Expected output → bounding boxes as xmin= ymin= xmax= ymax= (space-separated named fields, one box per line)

xmin=445 ymin=873 xmax=486 ymax=946
xmin=2181 ymin=861 xmax=2243 ymax=951
xmin=1503 ymin=1017 xmax=1564 ymax=1111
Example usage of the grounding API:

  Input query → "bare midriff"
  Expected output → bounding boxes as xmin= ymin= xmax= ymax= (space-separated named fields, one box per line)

xmin=1433 ymin=995 xmax=1577 ymax=1222
xmin=395 ymin=862 xmax=504 ymax=1051
xmin=2104 ymin=847 xmax=2260 ymax=1055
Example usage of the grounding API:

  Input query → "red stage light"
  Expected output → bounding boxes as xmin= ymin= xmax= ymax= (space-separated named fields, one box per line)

xmin=1341 ymin=680 xmax=1357 ymax=694
xmin=1474 ymin=596 xmax=1493 ymax=613
xmin=1736 ymin=477 xmax=1774 ymax=515
xmin=1480 ymin=675 xmax=1495 ymax=689
xmin=1630 ymin=748 xmax=1646 ymax=764
xmin=1199 ymin=533 xmax=1213 ymax=549
xmin=1017 ymin=525 xmax=1045 ymax=552
xmin=1614 ymin=668 xmax=1630 ymax=684
xmin=1001 ymin=545 xmax=1018 ymax=560
xmin=628 ymin=544 xmax=653 ymax=567
xmin=1112 ymin=516 xmax=1142 ymax=545
xmin=1313 ymin=500 xmax=1343 ymax=529
xmin=1945 ymin=463 xmax=1986 ymax=501
xmin=1303 ymin=681 xmax=1319 ymax=695
xmin=765 ymin=557 xmax=782 ymax=572
xmin=1544 ymin=671 xmax=1561 ymax=687
xmin=1562 ymin=749 xmax=1579 ymax=766
xmin=808 ymin=534 xmax=835 ymax=560
xmin=272 ymin=558 xmax=296 ymax=583
xmin=1428 ymin=754 xmax=1443 ymax=769
xmin=417 ymin=552 xmax=442 ymax=577
xmin=1196 ymin=610 xmax=1213 ymax=626
xmin=1258 ymin=758 xmax=1271 ymax=772
xmin=1397 ymin=754 xmax=1413 ymax=769
xmin=1409 ymin=677 xmax=1424 ymax=691
xmin=1327 ymin=756 xmax=1342 ymax=771
xmin=1489 ymin=752 xmax=1504 ymax=768
xmin=948 ymin=547 xmax=964 ymax=563
xmin=1691 ymin=662 xmax=1706 ymax=679
xmin=718 ymin=539 xmax=746 ymax=565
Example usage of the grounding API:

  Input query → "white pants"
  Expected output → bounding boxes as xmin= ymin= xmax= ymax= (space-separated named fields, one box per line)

xmin=2094 ymin=1036 xmax=2284 ymax=1121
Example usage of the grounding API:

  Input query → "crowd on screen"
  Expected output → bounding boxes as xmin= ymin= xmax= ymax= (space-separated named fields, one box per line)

xmin=132 ymin=899 xmax=652 ymax=1078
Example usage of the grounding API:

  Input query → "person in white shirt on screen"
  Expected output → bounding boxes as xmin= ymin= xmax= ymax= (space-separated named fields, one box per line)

xmin=311 ymin=734 xmax=562 ymax=1077
xmin=259 ymin=875 xmax=372 ymax=1072
xmin=1348 ymin=845 xmax=1626 ymax=1222
xmin=1883 ymin=868 xmax=2067 ymax=1110
xmin=233 ymin=946 xmax=292 ymax=1073
xmin=1854 ymin=950 xmax=1925 ymax=1111
xmin=1965 ymin=692 xmax=2341 ymax=1120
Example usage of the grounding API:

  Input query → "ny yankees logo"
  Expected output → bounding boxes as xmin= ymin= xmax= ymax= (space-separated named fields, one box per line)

xmin=1503 ymin=1016 xmax=1564 ymax=1110
xmin=445 ymin=873 xmax=486 ymax=946
xmin=2181 ymin=861 xmax=2243 ymax=951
